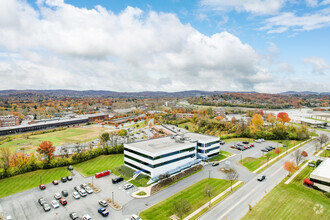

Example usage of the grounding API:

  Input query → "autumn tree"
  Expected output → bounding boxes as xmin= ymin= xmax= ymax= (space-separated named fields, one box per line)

xmin=37 ymin=141 xmax=55 ymax=163
xmin=301 ymin=151 xmax=308 ymax=158
xmin=251 ymin=114 xmax=264 ymax=131
xmin=284 ymin=161 xmax=297 ymax=176
xmin=274 ymin=147 xmax=281 ymax=159
xmin=267 ymin=113 xmax=276 ymax=127
xmin=277 ymin=112 xmax=290 ymax=123
xmin=0 ymin=148 xmax=11 ymax=175
xmin=100 ymin=132 xmax=110 ymax=144
xmin=118 ymin=129 xmax=127 ymax=137
xmin=172 ymin=199 xmax=191 ymax=220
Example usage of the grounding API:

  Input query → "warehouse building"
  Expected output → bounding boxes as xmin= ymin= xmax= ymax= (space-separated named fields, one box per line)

xmin=310 ymin=158 xmax=330 ymax=192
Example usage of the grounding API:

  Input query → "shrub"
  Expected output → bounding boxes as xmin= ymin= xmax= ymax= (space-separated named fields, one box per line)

xmin=324 ymin=192 xmax=330 ymax=198
xmin=303 ymin=178 xmax=314 ymax=186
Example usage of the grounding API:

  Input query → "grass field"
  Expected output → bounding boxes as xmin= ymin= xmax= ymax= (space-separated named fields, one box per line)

xmin=0 ymin=167 xmax=70 ymax=198
xmin=209 ymin=150 xmax=232 ymax=162
xmin=0 ymin=127 xmax=107 ymax=153
xmin=242 ymin=163 xmax=330 ymax=220
xmin=224 ymin=138 xmax=255 ymax=143
xmin=115 ymin=164 xmax=151 ymax=187
xmin=74 ymin=154 xmax=124 ymax=176
xmin=140 ymin=178 xmax=233 ymax=220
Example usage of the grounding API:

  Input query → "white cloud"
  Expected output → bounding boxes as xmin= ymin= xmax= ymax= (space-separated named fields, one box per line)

xmin=304 ymin=57 xmax=330 ymax=74
xmin=0 ymin=0 xmax=277 ymax=92
xmin=261 ymin=11 xmax=330 ymax=33
xmin=305 ymin=0 xmax=319 ymax=7
xmin=200 ymin=0 xmax=286 ymax=15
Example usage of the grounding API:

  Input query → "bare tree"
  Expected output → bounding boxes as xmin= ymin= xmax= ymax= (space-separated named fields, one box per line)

xmin=0 ymin=148 xmax=11 ymax=175
xmin=204 ymin=185 xmax=213 ymax=207
xmin=172 ymin=198 xmax=191 ymax=220
xmin=265 ymin=152 xmax=272 ymax=167
xmin=292 ymin=149 xmax=303 ymax=167
xmin=315 ymin=142 xmax=321 ymax=153
xmin=225 ymin=168 xmax=239 ymax=191
xmin=317 ymin=134 xmax=329 ymax=148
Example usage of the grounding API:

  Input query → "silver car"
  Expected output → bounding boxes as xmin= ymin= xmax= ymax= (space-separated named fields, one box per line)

xmin=51 ymin=200 xmax=60 ymax=209
xmin=78 ymin=189 xmax=87 ymax=197
xmin=85 ymin=186 xmax=93 ymax=194
xmin=72 ymin=191 xmax=81 ymax=199
xmin=43 ymin=203 xmax=51 ymax=212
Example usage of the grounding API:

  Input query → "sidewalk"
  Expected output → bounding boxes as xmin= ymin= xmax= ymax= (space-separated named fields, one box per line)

xmin=183 ymin=181 xmax=242 ymax=220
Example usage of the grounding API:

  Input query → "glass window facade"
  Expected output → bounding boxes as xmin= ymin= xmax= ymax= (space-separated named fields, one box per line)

xmin=124 ymin=146 xmax=195 ymax=160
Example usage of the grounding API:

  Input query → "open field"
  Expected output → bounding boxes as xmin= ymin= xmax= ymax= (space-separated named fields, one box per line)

xmin=73 ymin=154 xmax=124 ymax=177
xmin=0 ymin=167 xmax=70 ymax=198
xmin=242 ymin=162 xmax=330 ymax=220
xmin=0 ymin=127 xmax=108 ymax=153
xmin=140 ymin=178 xmax=233 ymax=220
xmin=240 ymin=140 xmax=302 ymax=172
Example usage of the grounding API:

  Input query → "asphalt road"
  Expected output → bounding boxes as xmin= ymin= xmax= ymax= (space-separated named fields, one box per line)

xmin=199 ymin=138 xmax=320 ymax=220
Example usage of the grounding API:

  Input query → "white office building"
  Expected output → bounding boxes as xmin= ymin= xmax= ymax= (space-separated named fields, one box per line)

xmin=124 ymin=132 xmax=220 ymax=180
xmin=310 ymin=158 xmax=330 ymax=192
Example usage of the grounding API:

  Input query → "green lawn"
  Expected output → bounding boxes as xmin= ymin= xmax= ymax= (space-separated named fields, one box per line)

xmin=209 ymin=150 xmax=232 ymax=162
xmin=242 ymin=163 xmax=330 ymax=220
xmin=74 ymin=154 xmax=124 ymax=176
xmin=140 ymin=178 xmax=233 ymax=220
xmin=224 ymin=138 xmax=255 ymax=143
xmin=115 ymin=164 xmax=151 ymax=187
xmin=0 ymin=127 xmax=107 ymax=153
xmin=319 ymin=149 xmax=330 ymax=157
xmin=0 ymin=167 xmax=70 ymax=198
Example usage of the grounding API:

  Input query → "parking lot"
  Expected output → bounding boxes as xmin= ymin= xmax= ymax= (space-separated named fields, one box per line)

xmin=0 ymin=171 xmax=139 ymax=220
xmin=220 ymin=139 xmax=282 ymax=159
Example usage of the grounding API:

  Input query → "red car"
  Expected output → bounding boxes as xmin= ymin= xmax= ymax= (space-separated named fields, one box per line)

xmin=59 ymin=198 xmax=67 ymax=205
xmin=52 ymin=180 xmax=59 ymax=185
xmin=39 ymin=184 xmax=46 ymax=190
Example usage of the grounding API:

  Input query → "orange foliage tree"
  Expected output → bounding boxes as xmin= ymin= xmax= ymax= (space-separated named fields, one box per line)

xmin=37 ymin=141 xmax=55 ymax=163
xmin=301 ymin=151 xmax=308 ymax=157
xmin=277 ymin=112 xmax=291 ymax=123
xmin=284 ymin=161 xmax=297 ymax=176
xmin=274 ymin=147 xmax=281 ymax=158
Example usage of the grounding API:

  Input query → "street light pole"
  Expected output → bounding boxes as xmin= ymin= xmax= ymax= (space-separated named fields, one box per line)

xmin=209 ymin=170 xmax=211 ymax=179
xmin=92 ymin=176 xmax=94 ymax=186
xmin=40 ymin=175 xmax=42 ymax=184
xmin=112 ymin=192 xmax=114 ymax=205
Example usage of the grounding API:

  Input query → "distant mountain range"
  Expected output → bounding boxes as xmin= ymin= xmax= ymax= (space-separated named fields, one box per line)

xmin=0 ymin=89 xmax=328 ymax=98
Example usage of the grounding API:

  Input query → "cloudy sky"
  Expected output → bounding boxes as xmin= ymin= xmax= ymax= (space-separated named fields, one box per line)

xmin=0 ymin=0 xmax=329 ymax=93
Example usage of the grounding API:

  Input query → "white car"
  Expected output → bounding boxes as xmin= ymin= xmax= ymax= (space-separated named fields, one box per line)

xmin=131 ymin=214 xmax=142 ymax=220
xmin=124 ymin=183 xmax=134 ymax=190
xmin=98 ymin=200 xmax=108 ymax=207
xmin=54 ymin=193 xmax=62 ymax=200
xmin=78 ymin=189 xmax=87 ymax=197
xmin=72 ymin=191 xmax=81 ymax=199
xmin=82 ymin=214 xmax=92 ymax=220
xmin=6 ymin=216 xmax=13 ymax=220
xmin=255 ymin=139 xmax=261 ymax=143
xmin=85 ymin=186 xmax=93 ymax=194
xmin=51 ymin=200 xmax=60 ymax=209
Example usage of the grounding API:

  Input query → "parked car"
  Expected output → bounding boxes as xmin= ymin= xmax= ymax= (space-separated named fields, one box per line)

xmin=99 ymin=200 xmax=108 ymax=207
xmin=255 ymin=139 xmax=262 ymax=143
xmin=67 ymin=165 xmax=73 ymax=171
xmin=61 ymin=177 xmax=67 ymax=183
xmin=237 ymin=143 xmax=244 ymax=146
xmin=82 ymin=214 xmax=92 ymax=220
xmin=6 ymin=216 xmax=13 ymax=220
xmin=81 ymin=183 xmax=88 ymax=189
xmin=269 ymin=146 xmax=275 ymax=150
xmin=85 ymin=186 xmax=94 ymax=194
xmin=67 ymin=176 xmax=73 ymax=181
xmin=74 ymin=185 xmax=82 ymax=191
xmin=261 ymin=149 xmax=268 ymax=152
xmin=62 ymin=190 xmax=68 ymax=197
xmin=124 ymin=183 xmax=134 ymax=190
xmin=260 ymin=139 xmax=265 ymax=142
xmin=265 ymin=146 xmax=273 ymax=151
xmin=98 ymin=208 xmax=109 ymax=217
xmin=54 ymin=193 xmax=62 ymax=200
xmin=59 ymin=198 xmax=67 ymax=206
xmin=38 ymin=198 xmax=47 ymax=206
xmin=112 ymin=177 xmax=124 ymax=184
xmin=52 ymin=180 xmax=59 ymax=185
xmin=72 ymin=191 xmax=81 ymax=199
xmin=51 ymin=200 xmax=59 ymax=209
xmin=43 ymin=203 xmax=51 ymax=212
xmin=249 ymin=144 xmax=254 ymax=147
xmin=212 ymin=162 xmax=219 ymax=167
xmin=239 ymin=146 xmax=246 ymax=151
xmin=242 ymin=141 xmax=249 ymax=144
xmin=230 ymin=145 xmax=236 ymax=149
xmin=257 ymin=175 xmax=266 ymax=181
xmin=39 ymin=184 xmax=46 ymax=190
xmin=219 ymin=140 xmax=225 ymax=145
xmin=78 ymin=189 xmax=87 ymax=197
xmin=131 ymin=215 xmax=142 ymax=220
xmin=70 ymin=212 xmax=79 ymax=220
